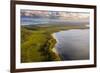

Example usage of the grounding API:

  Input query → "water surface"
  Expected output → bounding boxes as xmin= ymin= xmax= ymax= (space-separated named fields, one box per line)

xmin=21 ymin=16 xmax=89 ymax=25
xmin=53 ymin=29 xmax=89 ymax=60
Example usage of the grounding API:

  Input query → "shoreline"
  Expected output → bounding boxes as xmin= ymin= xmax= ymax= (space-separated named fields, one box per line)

xmin=51 ymin=33 xmax=60 ymax=57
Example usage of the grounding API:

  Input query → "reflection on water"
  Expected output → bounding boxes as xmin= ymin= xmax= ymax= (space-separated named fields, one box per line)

xmin=53 ymin=29 xmax=89 ymax=60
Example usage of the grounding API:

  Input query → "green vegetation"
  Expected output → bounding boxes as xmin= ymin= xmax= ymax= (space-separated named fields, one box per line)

xmin=21 ymin=24 xmax=88 ymax=63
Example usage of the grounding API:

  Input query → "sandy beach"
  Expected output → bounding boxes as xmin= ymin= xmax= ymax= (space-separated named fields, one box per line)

xmin=51 ymin=33 xmax=59 ymax=55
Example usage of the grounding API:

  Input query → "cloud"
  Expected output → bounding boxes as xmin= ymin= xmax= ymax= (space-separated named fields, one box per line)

xmin=21 ymin=10 xmax=89 ymax=21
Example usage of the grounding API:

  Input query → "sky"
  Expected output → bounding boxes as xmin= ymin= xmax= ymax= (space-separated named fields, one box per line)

xmin=21 ymin=10 xmax=90 ymax=21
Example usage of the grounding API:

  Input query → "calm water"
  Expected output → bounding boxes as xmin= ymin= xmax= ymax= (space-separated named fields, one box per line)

xmin=53 ymin=29 xmax=89 ymax=60
xmin=21 ymin=16 xmax=88 ymax=25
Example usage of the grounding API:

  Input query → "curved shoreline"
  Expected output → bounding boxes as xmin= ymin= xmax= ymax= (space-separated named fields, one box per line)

xmin=51 ymin=34 xmax=58 ymax=53
xmin=50 ymin=33 xmax=61 ymax=59
xmin=46 ymin=33 xmax=61 ymax=61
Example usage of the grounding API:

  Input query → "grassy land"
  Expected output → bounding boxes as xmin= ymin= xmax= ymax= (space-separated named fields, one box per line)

xmin=21 ymin=24 xmax=88 ymax=63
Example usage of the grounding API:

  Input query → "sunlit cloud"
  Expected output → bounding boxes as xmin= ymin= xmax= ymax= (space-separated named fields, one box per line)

xmin=21 ymin=10 xmax=89 ymax=21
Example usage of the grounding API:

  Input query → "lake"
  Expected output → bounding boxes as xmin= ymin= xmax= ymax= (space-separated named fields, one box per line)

xmin=52 ymin=29 xmax=89 ymax=60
